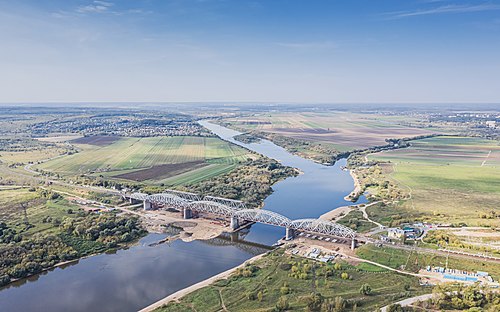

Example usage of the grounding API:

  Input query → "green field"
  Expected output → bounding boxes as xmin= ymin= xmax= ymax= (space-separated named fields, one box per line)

xmin=369 ymin=136 xmax=500 ymax=226
xmin=38 ymin=136 xmax=250 ymax=186
xmin=357 ymin=244 xmax=500 ymax=281
xmin=0 ymin=188 xmax=80 ymax=236
xmin=156 ymin=250 xmax=427 ymax=312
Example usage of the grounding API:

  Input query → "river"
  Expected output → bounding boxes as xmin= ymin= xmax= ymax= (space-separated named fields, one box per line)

xmin=0 ymin=121 xmax=365 ymax=312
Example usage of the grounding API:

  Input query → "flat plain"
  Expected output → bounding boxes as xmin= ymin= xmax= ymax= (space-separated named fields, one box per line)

xmin=224 ymin=112 xmax=438 ymax=151
xmin=37 ymin=136 xmax=251 ymax=186
xmin=369 ymin=136 xmax=500 ymax=226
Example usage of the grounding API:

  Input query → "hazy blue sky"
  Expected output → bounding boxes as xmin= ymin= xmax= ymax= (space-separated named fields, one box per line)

xmin=1 ymin=0 xmax=499 ymax=103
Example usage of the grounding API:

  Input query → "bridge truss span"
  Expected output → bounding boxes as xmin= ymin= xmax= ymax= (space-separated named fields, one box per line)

xmin=234 ymin=209 xmax=291 ymax=227
xmin=147 ymin=193 xmax=190 ymax=209
xmin=162 ymin=189 xmax=201 ymax=202
xmin=203 ymin=196 xmax=246 ymax=210
xmin=188 ymin=201 xmax=235 ymax=217
xmin=290 ymin=219 xmax=356 ymax=238
xmin=129 ymin=192 xmax=150 ymax=201
xmin=124 ymin=191 xmax=357 ymax=243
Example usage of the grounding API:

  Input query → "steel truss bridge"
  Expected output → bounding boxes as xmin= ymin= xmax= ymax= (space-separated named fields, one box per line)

xmin=126 ymin=189 xmax=356 ymax=246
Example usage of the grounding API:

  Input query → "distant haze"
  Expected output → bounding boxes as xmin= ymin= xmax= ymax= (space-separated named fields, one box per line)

xmin=1 ymin=1 xmax=499 ymax=104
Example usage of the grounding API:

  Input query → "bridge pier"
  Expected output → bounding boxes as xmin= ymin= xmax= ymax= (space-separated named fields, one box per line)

xmin=351 ymin=237 xmax=356 ymax=250
xmin=285 ymin=227 xmax=295 ymax=240
xmin=143 ymin=200 xmax=152 ymax=210
xmin=230 ymin=216 xmax=239 ymax=230
xmin=183 ymin=208 xmax=192 ymax=219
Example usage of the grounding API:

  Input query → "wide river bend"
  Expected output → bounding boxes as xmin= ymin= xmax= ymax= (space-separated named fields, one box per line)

xmin=0 ymin=121 xmax=365 ymax=312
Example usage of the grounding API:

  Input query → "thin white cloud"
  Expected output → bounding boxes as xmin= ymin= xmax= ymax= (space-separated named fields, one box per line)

xmin=76 ymin=1 xmax=113 ymax=14
xmin=386 ymin=4 xmax=500 ymax=19
xmin=52 ymin=1 xmax=148 ymax=18
xmin=276 ymin=41 xmax=337 ymax=50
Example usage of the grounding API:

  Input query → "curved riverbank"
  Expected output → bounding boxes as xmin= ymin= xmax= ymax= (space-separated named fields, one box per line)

xmin=0 ymin=121 xmax=365 ymax=312
xmin=138 ymin=252 xmax=268 ymax=312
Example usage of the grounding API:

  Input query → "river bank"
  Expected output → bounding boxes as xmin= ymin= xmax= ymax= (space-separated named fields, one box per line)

xmin=0 ymin=121 xmax=366 ymax=312
xmin=344 ymin=168 xmax=362 ymax=201
xmin=138 ymin=252 xmax=268 ymax=312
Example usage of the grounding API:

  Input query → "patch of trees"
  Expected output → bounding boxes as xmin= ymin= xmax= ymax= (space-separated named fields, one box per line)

xmin=402 ymin=283 xmax=500 ymax=311
xmin=233 ymin=133 xmax=261 ymax=144
xmin=0 ymin=222 xmax=22 ymax=244
xmin=0 ymin=213 xmax=145 ymax=287
xmin=479 ymin=210 xmax=499 ymax=219
xmin=59 ymin=213 xmax=146 ymax=249
xmin=0 ymin=234 xmax=76 ymax=287
xmin=37 ymin=188 xmax=61 ymax=200
xmin=188 ymin=158 xmax=298 ymax=207
xmin=233 ymin=264 xmax=260 ymax=278
xmin=0 ymin=138 xmax=56 ymax=152
xmin=424 ymin=230 xmax=500 ymax=256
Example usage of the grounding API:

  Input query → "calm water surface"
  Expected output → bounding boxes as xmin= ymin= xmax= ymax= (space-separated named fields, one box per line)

xmin=0 ymin=121 xmax=365 ymax=311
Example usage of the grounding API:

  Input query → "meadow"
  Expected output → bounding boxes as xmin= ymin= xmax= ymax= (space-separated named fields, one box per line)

xmin=37 ymin=136 xmax=251 ymax=186
xmin=369 ymin=136 xmax=500 ymax=226
xmin=356 ymin=244 xmax=500 ymax=281
xmin=157 ymin=249 xmax=427 ymax=312
xmin=0 ymin=188 xmax=81 ymax=236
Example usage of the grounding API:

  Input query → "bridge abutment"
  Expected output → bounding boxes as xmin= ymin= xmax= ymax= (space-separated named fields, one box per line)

xmin=143 ymin=200 xmax=152 ymax=210
xmin=351 ymin=237 xmax=356 ymax=250
xmin=285 ymin=227 xmax=295 ymax=240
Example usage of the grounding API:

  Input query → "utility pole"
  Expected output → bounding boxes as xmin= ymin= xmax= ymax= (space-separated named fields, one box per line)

xmin=445 ymin=242 xmax=449 ymax=270
xmin=20 ymin=202 xmax=29 ymax=225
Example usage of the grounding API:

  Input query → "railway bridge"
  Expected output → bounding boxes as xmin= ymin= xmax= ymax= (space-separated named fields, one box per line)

xmin=126 ymin=190 xmax=357 ymax=249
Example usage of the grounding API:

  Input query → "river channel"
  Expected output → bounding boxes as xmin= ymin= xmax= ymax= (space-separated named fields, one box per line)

xmin=0 ymin=121 xmax=366 ymax=312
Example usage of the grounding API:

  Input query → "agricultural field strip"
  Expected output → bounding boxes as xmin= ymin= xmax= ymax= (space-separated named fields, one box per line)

xmin=227 ymin=112 xmax=438 ymax=150
xmin=37 ymin=136 xmax=250 ymax=184
xmin=375 ymin=138 xmax=500 ymax=167
xmin=367 ymin=136 xmax=500 ymax=226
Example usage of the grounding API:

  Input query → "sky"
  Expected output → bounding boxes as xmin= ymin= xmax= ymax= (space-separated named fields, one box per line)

xmin=0 ymin=0 xmax=499 ymax=104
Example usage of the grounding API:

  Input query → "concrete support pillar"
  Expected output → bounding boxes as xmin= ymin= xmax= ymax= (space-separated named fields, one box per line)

xmin=129 ymin=197 xmax=134 ymax=204
xmin=230 ymin=232 xmax=238 ymax=242
xmin=230 ymin=216 xmax=239 ymax=230
xmin=183 ymin=208 xmax=192 ymax=219
xmin=143 ymin=200 xmax=151 ymax=210
xmin=351 ymin=238 xmax=356 ymax=250
xmin=285 ymin=227 xmax=295 ymax=240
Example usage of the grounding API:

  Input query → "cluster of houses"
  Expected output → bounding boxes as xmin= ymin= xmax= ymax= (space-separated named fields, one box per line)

xmin=28 ymin=116 xmax=211 ymax=137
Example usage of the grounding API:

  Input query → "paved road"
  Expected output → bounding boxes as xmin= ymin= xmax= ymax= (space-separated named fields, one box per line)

xmin=380 ymin=293 xmax=434 ymax=312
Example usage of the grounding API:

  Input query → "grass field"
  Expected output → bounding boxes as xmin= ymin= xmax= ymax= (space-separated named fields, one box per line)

xmin=369 ymin=136 xmax=500 ymax=226
xmin=357 ymin=244 xmax=500 ymax=281
xmin=157 ymin=250 xmax=427 ymax=312
xmin=0 ymin=148 xmax=68 ymax=165
xmin=37 ymin=136 xmax=250 ymax=186
xmin=224 ymin=112 xmax=438 ymax=150
xmin=0 ymin=188 xmax=80 ymax=236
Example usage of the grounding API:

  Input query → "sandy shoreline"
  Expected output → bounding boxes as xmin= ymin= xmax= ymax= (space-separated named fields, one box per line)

xmin=138 ymin=252 xmax=268 ymax=312
xmin=319 ymin=205 xmax=354 ymax=222
xmin=344 ymin=169 xmax=361 ymax=201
